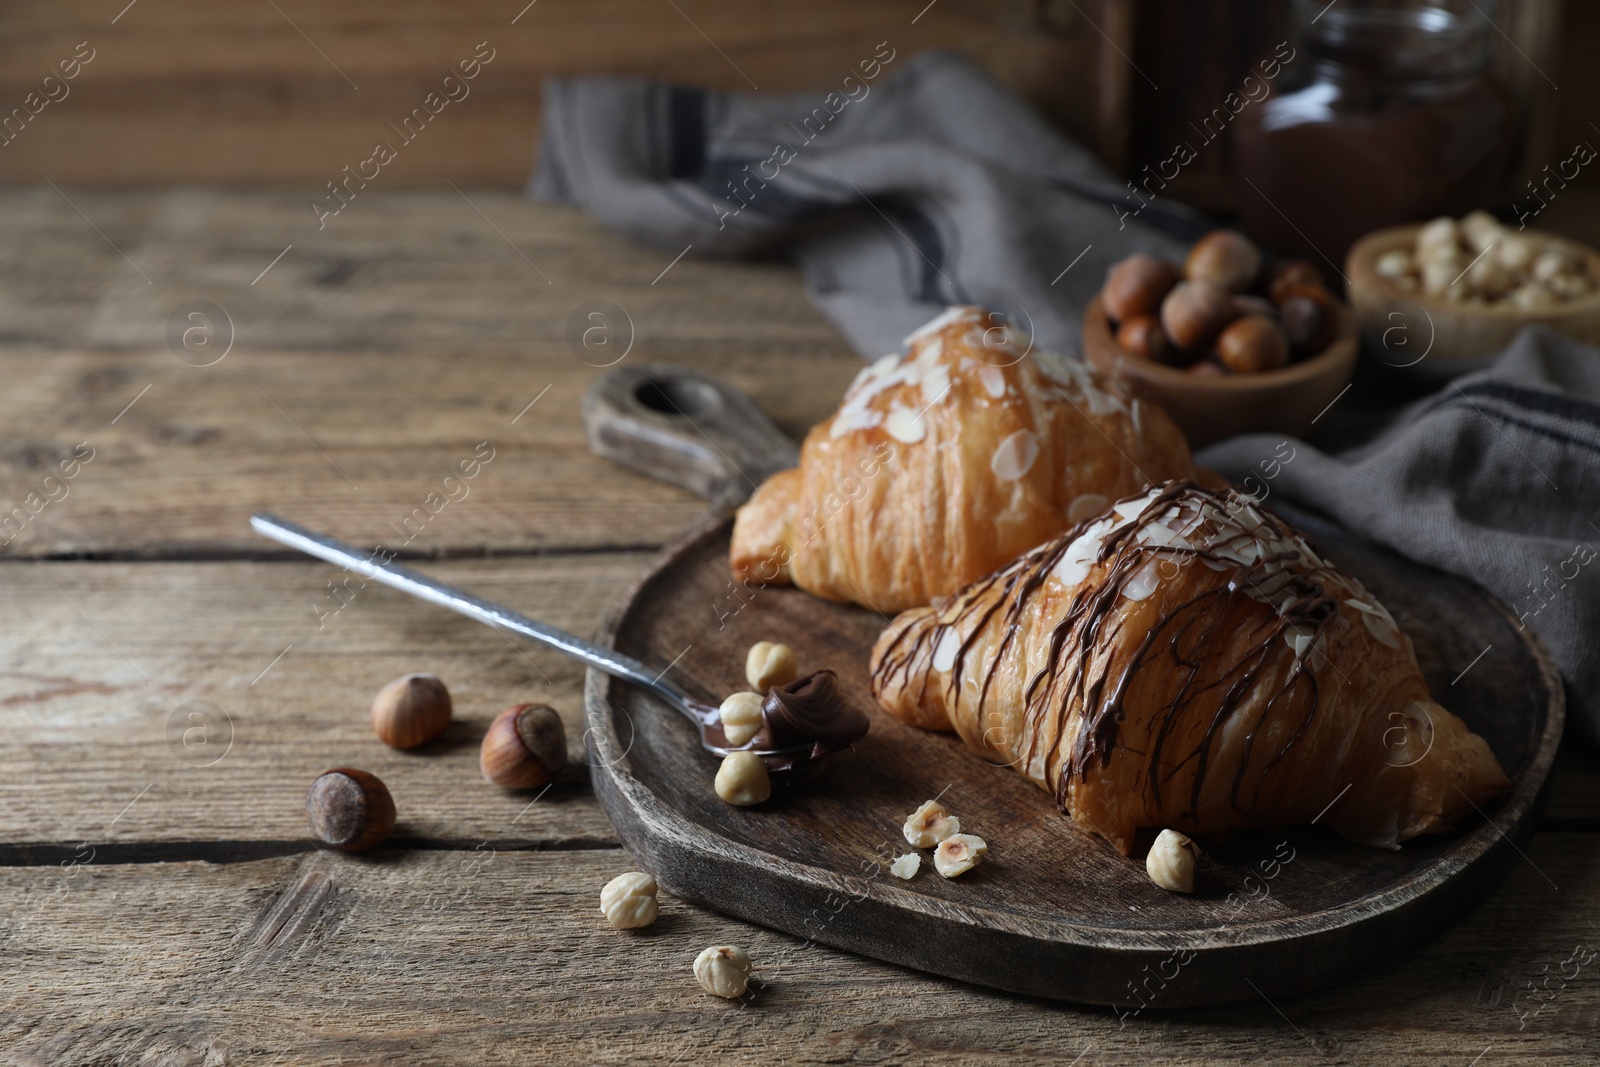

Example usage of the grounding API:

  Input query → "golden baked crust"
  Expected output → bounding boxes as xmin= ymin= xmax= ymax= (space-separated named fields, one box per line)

xmin=871 ymin=481 xmax=1511 ymax=854
xmin=730 ymin=306 xmax=1196 ymax=613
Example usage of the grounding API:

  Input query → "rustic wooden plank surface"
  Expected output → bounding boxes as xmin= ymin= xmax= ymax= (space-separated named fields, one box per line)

xmin=0 ymin=190 xmax=862 ymax=557
xmin=0 ymin=0 xmax=1120 ymax=188
xmin=0 ymin=558 xmax=642 ymax=851
xmin=2 ymin=841 xmax=1597 ymax=1065
xmin=0 ymin=187 xmax=1598 ymax=1062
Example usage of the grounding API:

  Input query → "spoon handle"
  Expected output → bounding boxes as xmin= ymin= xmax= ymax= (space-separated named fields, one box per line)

xmin=249 ymin=513 xmax=697 ymax=718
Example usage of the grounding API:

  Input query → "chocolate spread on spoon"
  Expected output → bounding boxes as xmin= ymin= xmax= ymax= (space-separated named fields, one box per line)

xmin=760 ymin=670 xmax=870 ymax=761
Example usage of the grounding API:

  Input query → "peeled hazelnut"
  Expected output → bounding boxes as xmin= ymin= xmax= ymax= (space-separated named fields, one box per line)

xmin=1146 ymin=828 xmax=1199 ymax=893
xmin=600 ymin=871 xmax=660 ymax=929
xmin=1268 ymin=259 xmax=1325 ymax=303
xmin=1373 ymin=250 xmax=1414 ymax=281
xmin=1115 ymin=314 xmax=1178 ymax=365
xmin=1460 ymin=210 xmax=1501 ymax=252
xmin=1216 ymin=315 xmax=1289 ymax=374
xmin=1103 ymin=254 xmax=1181 ymax=322
xmin=902 ymin=799 xmax=960 ymax=847
xmin=933 ymin=833 xmax=988 ymax=878
xmin=1417 ymin=216 xmax=1459 ymax=254
xmin=694 ymin=945 xmax=752 ymax=998
xmin=480 ymin=703 xmax=567 ymax=789
xmin=1161 ymin=280 xmax=1236 ymax=352
xmin=718 ymin=691 xmax=765 ymax=747
xmin=889 ymin=853 xmax=922 ymax=880
xmin=1185 ymin=230 xmax=1262 ymax=292
xmin=1496 ymin=235 xmax=1536 ymax=272
xmin=714 ymin=750 xmax=771 ymax=806
xmin=1510 ymin=282 xmax=1559 ymax=310
xmin=745 ymin=641 xmax=797 ymax=691
xmin=370 ymin=673 xmax=452 ymax=749
xmin=1533 ymin=249 xmax=1575 ymax=283
xmin=306 ymin=768 xmax=395 ymax=852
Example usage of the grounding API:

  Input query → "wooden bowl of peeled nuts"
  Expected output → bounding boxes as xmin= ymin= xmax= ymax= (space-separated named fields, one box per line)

xmin=1083 ymin=230 xmax=1359 ymax=447
xmin=1346 ymin=214 xmax=1600 ymax=376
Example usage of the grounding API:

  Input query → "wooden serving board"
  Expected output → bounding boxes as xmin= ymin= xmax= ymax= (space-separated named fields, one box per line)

xmin=583 ymin=506 xmax=1563 ymax=1008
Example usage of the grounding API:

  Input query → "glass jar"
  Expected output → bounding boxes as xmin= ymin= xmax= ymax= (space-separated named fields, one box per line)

xmin=1233 ymin=0 xmax=1511 ymax=268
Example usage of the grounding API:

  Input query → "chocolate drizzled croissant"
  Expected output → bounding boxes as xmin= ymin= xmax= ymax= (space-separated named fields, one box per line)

xmin=871 ymin=481 xmax=1510 ymax=853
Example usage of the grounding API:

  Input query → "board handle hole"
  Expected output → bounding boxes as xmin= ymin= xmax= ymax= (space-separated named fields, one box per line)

xmin=635 ymin=377 xmax=719 ymax=418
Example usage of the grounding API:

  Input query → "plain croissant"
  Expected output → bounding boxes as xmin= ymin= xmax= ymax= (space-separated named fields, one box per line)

xmin=871 ymin=481 xmax=1510 ymax=854
xmin=730 ymin=305 xmax=1197 ymax=614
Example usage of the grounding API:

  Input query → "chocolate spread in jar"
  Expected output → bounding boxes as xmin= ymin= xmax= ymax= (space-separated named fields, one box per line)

xmin=1233 ymin=1 xmax=1511 ymax=267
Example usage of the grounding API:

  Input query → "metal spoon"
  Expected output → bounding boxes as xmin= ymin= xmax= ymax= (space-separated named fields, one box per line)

xmin=249 ymin=513 xmax=815 ymax=764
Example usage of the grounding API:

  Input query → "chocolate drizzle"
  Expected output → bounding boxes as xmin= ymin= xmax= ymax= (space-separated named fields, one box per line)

xmin=871 ymin=480 xmax=1343 ymax=829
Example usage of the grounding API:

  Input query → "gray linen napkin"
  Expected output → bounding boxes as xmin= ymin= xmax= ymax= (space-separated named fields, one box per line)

xmin=532 ymin=49 xmax=1203 ymax=358
xmin=1201 ymin=327 xmax=1600 ymax=747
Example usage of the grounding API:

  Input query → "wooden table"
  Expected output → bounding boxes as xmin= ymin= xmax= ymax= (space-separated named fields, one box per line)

xmin=2 ymin=188 xmax=1596 ymax=1065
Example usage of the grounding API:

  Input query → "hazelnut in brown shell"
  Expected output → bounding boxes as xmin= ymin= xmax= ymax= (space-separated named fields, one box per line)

xmin=1103 ymin=254 xmax=1180 ymax=323
xmin=1185 ymin=231 xmax=1262 ymax=292
xmin=1268 ymin=259 xmax=1326 ymax=303
xmin=1115 ymin=314 xmax=1181 ymax=365
xmin=481 ymin=703 xmax=568 ymax=789
xmin=1276 ymin=284 xmax=1342 ymax=355
xmin=1216 ymin=315 xmax=1290 ymax=374
xmin=1161 ymin=280 xmax=1237 ymax=352
xmin=306 ymin=768 xmax=396 ymax=852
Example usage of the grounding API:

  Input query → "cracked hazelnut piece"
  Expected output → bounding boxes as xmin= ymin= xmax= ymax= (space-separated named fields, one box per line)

xmin=718 ymin=691 xmax=765 ymax=747
xmin=889 ymin=853 xmax=921 ymax=880
xmin=745 ymin=641 xmax=798 ymax=691
xmin=694 ymin=945 xmax=752 ymax=999
xmin=933 ymin=834 xmax=988 ymax=878
xmin=1146 ymin=829 xmax=1199 ymax=893
xmin=902 ymin=799 xmax=960 ymax=847
xmin=714 ymin=751 xmax=771 ymax=806
xmin=600 ymin=871 xmax=659 ymax=929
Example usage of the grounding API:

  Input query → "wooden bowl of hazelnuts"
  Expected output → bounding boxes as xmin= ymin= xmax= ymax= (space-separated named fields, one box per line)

xmin=1084 ymin=230 xmax=1358 ymax=448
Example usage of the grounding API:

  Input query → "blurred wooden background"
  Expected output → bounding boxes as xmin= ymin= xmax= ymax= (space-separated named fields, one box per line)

xmin=0 ymin=0 xmax=1131 ymax=188
xmin=0 ymin=0 xmax=1581 ymax=195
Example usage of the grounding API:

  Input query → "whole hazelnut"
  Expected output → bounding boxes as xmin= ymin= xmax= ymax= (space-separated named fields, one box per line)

xmin=694 ymin=945 xmax=752 ymax=999
xmin=480 ymin=703 xmax=567 ymax=789
xmin=1161 ymin=280 xmax=1236 ymax=352
xmin=1216 ymin=315 xmax=1289 ymax=374
xmin=1103 ymin=254 xmax=1181 ymax=322
xmin=600 ymin=871 xmax=660 ymax=929
xmin=1268 ymin=259 xmax=1326 ymax=303
xmin=370 ymin=673 xmax=452 ymax=750
xmin=1115 ymin=314 xmax=1179 ymax=365
xmin=718 ymin=691 xmax=765 ymax=747
xmin=1276 ymin=284 xmax=1341 ymax=353
xmin=1186 ymin=230 xmax=1262 ymax=292
xmin=1146 ymin=828 xmax=1199 ymax=893
xmin=306 ymin=768 xmax=395 ymax=852
xmin=714 ymin=750 xmax=772 ymax=806
xmin=1187 ymin=359 xmax=1227 ymax=377
xmin=745 ymin=641 xmax=797 ymax=691
xmin=1231 ymin=294 xmax=1277 ymax=319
